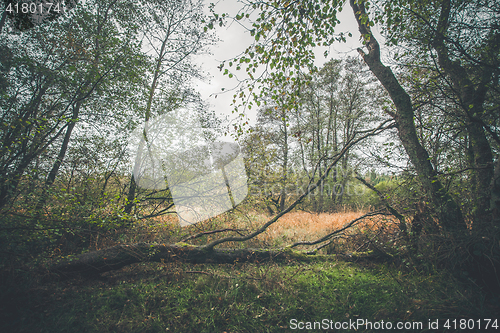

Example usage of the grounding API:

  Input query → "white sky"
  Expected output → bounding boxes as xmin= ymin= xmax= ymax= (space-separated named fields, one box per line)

xmin=193 ymin=0 xmax=385 ymax=127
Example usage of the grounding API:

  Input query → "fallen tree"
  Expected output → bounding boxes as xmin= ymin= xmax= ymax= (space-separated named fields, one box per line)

xmin=47 ymin=239 xmax=394 ymax=277
xmin=46 ymin=209 xmax=392 ymax=277
xmin=47 ymin=243 xmax=295 ymax=277
xmin=43 ymin=122 xmax=395 ymax=277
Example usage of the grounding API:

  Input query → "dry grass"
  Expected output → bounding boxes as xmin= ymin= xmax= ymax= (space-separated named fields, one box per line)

xmin=130 ymin=210 xmax=399 ymax=252
xmin=259 ymin=211 xmax=365 ymax=243
xmin=255 ymin=211 xmax=398 ymax=247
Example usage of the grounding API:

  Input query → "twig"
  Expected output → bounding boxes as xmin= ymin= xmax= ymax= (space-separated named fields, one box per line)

xmin=306 ymin=236 xmax=344 ymax=255
xmin=354 ymin=174 xmax=408 ymax=239
xmin=185 ymin=270 xmax=212 ymax=276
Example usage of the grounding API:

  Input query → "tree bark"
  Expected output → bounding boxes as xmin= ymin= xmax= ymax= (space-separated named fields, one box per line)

xmin=46 ymin=242 xmax=392 ymax=277
xmin=279 ymin=108 xmax=288 ymax=211
xmin=349 ymin=0 xmax=467 ymax=232
xmin=432 ymin=0 xmax=495 ymax=226
xmin=46 ymin=243 xmax=300 ymax=276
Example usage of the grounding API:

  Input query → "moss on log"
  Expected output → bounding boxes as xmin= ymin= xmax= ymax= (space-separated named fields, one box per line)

xmin=45 ymin=243 xmax=391 ymax=278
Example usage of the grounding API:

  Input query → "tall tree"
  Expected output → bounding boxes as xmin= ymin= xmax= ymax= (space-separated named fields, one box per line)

xmin=249 ymin=105 xmax=291 ymax=212
xmin=294 ymin=58 xmax=379 ymax=210
xmin=124 ymin=0 xmax=214 ymax=214
xmin=348 ymin=0 xmax=467 ymax=231
xmin=215 ymin=0 xmax=499 ymax=232
xmin=0 ymin=0 xmax=144 ymax=211
xmin=376 ymin=0 xmax=500 ymax=226
xmin=243 ymin=58 xmax=384 ymax=213
xmin=35 ymin=0 xmax=147 ymax=212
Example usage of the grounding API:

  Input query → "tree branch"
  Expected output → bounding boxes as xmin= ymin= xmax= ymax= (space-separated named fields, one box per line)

xmin=201 ymin=119 xmax=393 ymax=250
xmin=355 ymin=175 xmax=408 ymax=238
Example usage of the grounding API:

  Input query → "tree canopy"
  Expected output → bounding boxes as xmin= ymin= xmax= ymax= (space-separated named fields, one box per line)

xmin=214 ymin=0 xmax=499 ymax=233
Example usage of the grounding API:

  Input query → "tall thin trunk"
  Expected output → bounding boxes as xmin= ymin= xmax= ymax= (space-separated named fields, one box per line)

xmin=35 ymin=101 xmax=81 ymax=212
xmin=279 ymin=110 xmax=288 ymax=212
xmin=124 ymin=35 xmax=169 ymax=214
xmin=316 ymin=102 xmax=324 ymax=212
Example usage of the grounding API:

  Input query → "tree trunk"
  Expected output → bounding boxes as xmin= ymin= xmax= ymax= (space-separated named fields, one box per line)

xmin=124 ymin=176 xmax=137 ymax=214
xmin=279 ymin=109 xmax=288 ymax=212
xmin=124 ymin=36 xmax=167 ymax=214
xmin=46 ymin=243 xmax=295 ymax=276
xmin=432 ymin=0 xmax=494 ymax=226
xmin=35 ymin=101 xmax=81 ymax=212
xmin=45 ymin=242 xmax=390 ymax=277
xmin=349 ymin=0 xmax=467 ymax=232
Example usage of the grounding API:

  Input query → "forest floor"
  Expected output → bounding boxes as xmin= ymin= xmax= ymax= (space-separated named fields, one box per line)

xmin=1 ymin=211 xmax=499 ymax=332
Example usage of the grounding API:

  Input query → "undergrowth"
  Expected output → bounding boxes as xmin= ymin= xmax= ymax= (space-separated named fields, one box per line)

xmin=1 ymin=210 xmax=499 ymax=332
xmin=1 ymin=260 xmax=495 ymax=333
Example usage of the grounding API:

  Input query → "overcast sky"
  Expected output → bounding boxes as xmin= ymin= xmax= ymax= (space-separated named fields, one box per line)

xmin=192 ymin=0 xmax=384 ymax=128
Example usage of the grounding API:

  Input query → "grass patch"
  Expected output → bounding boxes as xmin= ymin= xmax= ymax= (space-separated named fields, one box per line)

xmin=130 ymin=211 xmax=397 ymax=251
xmin=1 ymin=260 xmax=495 ymax=333
xmin=2 ymin=210 xmax=498 ymax=332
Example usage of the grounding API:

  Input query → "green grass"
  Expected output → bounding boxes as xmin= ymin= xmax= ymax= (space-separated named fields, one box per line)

xmin=1 ymin=260 xmax=496 ymax=333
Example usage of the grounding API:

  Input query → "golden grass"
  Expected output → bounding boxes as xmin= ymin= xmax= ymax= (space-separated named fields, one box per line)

xmin=256 ymin=211 xmax=397 ymax=246
xmin=135 ymin=210 xmax=398 ymax=250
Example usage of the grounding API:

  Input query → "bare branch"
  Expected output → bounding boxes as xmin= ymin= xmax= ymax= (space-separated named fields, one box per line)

xmin=355 ymin=175 xmax=408 ymax=238
xmin=202 ymin=119 xmax=393 ymax=251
